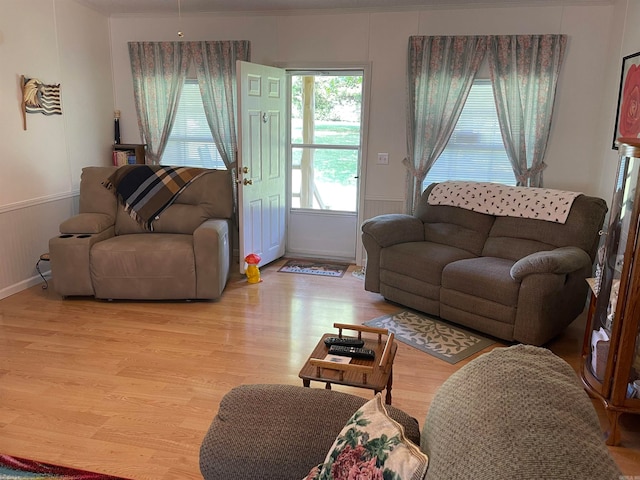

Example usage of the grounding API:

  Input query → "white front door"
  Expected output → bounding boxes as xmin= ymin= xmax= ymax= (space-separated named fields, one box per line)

xmin=237 ymin=61 xmax=286 ymax=272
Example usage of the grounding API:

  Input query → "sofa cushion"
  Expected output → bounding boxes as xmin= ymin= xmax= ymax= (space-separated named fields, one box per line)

xmin=115 ymin=206 xmax=148 ymax=234
xmin=483 ymin=194 xmax=607 ymax=262
xmin=173 ymin=169 xmax=233 ymax=218
xmin=423 ymin=221 xmax=490 ymax=257
xmin=481 ymin=235 xmax=556 ymax=262
xmin=199 ymin=384 xmax=420 ymax=480
xmin=90 ymin=233 xmax=196 ymax=299
xmin=113 ymin=169 xmax=234 ymax=235
xmin=422 ymin=345 xmax=622 ymax=480
xmin=115 ymin=203 xmax=222 ymax=235
xmin=312 ymin=394 xmax=428 ymax=480
xmin=440 ymin=300 xmax=516 ymax=338
xmin=415 ymin=183 xmax=495 ymax=256
xmin=79 ymin=166 xmax=118 ymax=217
xmin=60 ymin=213 xmax=114 ymax=234
xmin=381 ymin=242 xmax=476 ymax=284
xmin=442 ymin=257 xmax=519 ymax=307
xmin=380 ymin=273 xmax=441 ymax=313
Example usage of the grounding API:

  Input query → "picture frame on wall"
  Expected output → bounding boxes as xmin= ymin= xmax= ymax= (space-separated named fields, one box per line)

xmin=613 ymin=51 xmax=640 ymax=149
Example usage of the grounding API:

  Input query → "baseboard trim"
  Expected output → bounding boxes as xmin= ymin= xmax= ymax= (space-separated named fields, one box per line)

xmin=284 ymin=249 xmax=355 ymax=264
xmin=0 ymin=271 xmax=51 ymax=300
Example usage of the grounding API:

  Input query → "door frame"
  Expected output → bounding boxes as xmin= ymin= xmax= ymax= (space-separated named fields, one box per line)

xmin=279 ymin=61 xmax=372 ymax=265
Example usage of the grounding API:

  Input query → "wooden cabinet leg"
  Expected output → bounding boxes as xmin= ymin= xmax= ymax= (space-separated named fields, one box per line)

xmin=605 ymin=409 xmax=622 ymax=446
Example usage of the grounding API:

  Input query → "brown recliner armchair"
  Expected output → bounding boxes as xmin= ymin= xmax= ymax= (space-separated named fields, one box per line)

xmin=199 ymin=346 xmax=622 ymax=480
xmin=49 ymin=166 xmax=233 ymax=300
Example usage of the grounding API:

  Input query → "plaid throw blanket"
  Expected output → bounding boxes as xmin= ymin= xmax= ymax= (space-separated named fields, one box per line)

xmin=104 ymin=165 xmax=209 ymax=230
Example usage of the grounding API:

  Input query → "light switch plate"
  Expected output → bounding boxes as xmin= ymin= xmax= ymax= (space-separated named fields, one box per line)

xmin=377 ymin=153 xmax=389 ymax=165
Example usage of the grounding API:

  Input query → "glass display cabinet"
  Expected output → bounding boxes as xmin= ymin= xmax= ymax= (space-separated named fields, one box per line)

xmin=581 ymin=137 xmax=640 ymax=446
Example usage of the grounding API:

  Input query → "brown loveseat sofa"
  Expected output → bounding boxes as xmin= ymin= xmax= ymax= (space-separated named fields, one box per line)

xmin=362 ymin=182 xmax=607 ymax=346
xmin=199 ymin=345 xmax=622 ymax=479
xmin=49 ymin=166 xmax=233 ymax=300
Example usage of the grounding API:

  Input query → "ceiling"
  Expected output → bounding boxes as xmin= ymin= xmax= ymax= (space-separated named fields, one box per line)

xmin=77 ymin=0 xmax=612 ymax=15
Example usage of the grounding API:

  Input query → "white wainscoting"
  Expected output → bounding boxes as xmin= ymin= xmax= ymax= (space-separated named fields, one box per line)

xmin=0 ymin=194 xmax=78 ymax=300
xmin=363 ymin=198 xmax=404 ymax=220
xmin=286 ymin=210 xmax=358 ymax=262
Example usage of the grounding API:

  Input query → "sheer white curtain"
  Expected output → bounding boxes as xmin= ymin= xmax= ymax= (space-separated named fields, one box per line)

xmin=128 ymin=42 xmax=191 ymax=165
xmin=487 ymin=35 xmax=567 ymax=187
xmin=191 ymin=41 xmax=251 ymax=170
xmin=404 ymin=36 xmax=487 ymax=213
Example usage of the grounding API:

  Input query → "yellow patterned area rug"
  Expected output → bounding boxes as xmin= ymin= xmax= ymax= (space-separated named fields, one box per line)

xmin=364 ymin=310 xmax=496 ymax=364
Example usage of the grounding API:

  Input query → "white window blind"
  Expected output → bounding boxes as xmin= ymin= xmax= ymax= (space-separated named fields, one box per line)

xmin=162 ymin=80 xmax=226 ymax=169
xmin=423 ymin=80 xmax=514 ymax=188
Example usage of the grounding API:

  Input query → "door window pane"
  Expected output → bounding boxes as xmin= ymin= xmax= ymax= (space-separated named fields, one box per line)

xmin=291 ymin=147 xmax=358 ymax=211
xmin=290 ymin=73 xmax=363 ymax=212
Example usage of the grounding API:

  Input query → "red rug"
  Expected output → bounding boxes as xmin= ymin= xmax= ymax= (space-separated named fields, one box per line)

xmin=0 ymin=454 xmax=130 ymax=479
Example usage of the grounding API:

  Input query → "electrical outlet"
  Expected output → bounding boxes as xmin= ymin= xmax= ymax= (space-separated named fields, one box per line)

xmin=377 ymin=153 xmax=389 ymax=165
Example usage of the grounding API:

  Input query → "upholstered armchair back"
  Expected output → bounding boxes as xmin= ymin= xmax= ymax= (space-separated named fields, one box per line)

xmin=77 ymin=166 xmax=234 ymax=236
xmin=112 ymin=169 xmax=233 ymax=235
xmin=79 ymin=166 xmax=118 ymax=217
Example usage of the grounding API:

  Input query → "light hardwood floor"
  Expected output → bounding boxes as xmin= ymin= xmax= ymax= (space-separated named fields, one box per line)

xmin=1 ymin=259 xmax=639 ymax=479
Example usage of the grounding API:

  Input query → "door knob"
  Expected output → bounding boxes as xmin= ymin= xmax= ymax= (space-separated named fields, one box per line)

xmin=242 ymin=166 xmax=249 ymax=174
xmin=243 ymin=178 xmax=253 ymax=185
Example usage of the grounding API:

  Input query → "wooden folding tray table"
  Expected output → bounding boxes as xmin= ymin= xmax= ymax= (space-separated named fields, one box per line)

xmin=298 ymin=323 xmax=397 ymax=404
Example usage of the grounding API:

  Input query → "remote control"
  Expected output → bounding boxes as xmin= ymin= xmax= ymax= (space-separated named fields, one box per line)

xmin=328 ymin=345 xmax=376 ymax=360
xmin=323 ymin=336 xmax=365 ymax=348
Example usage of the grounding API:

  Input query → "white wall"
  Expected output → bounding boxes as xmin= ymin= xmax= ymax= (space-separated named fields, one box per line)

xmin=595 ymin=0 xmax=640 ymax=202
xmin=1 ymin=0 xmax=67 ymax=206
xmin=0 ymin=0 xmax=114 ymax=298
xmin=110 ymin=4 xmax=614 ymax=206
xmin=3 ymin=1 xmax=638 ymax=297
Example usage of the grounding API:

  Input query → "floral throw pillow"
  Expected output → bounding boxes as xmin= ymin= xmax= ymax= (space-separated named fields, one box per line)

xmin=303 ymin=463 xmax=322 ymax=480
xmin=303 ymin=394 xmax=428 ymax=480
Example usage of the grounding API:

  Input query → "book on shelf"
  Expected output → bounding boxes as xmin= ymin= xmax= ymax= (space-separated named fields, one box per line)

xmin=112 ymin=149 xmax=134 ymax=166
